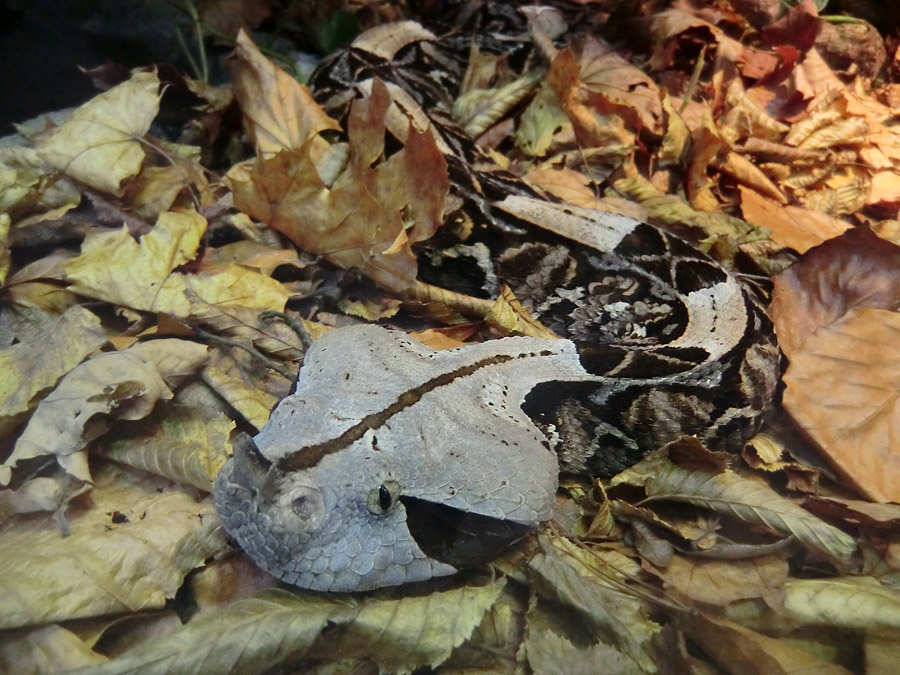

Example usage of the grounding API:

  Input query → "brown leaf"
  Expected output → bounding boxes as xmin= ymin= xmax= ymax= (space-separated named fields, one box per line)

xmin=681 ymin=613 xmax=854 ymax=675
xmin=547 ymin=40 xmax=660 ymax=142
xmin=770 ymin=225 xmax=900 ymax=358
xmin=646 ymin=553 xmax=788 ymax=607
xmin=231 ymin=80 xmax=449 ymax=292
xmin=229 ymin=30 xmax=340 ymax=156
xmin=783 ymin=307 xmax=900 ymax=502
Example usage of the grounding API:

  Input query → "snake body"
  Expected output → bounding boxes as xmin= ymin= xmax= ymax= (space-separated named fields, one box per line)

xmin=214 ymin=5 xmax=782 ymax=591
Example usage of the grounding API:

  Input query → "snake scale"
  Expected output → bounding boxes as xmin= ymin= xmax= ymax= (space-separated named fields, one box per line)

xmin=214 ymin=2 xmax=782 ymax=592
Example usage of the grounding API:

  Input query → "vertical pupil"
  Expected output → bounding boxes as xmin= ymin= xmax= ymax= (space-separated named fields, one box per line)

xmin=378 ymin=485 xmax=392 ymax=511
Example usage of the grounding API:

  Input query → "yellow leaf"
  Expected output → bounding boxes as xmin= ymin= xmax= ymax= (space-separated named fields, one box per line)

xmin=0 ymin=213 xmax=9 ymax=284
xmin=102 ymin=400 xmax=234 ymax=492
xmin=201 ymin=366 xmax=277 ymax=430
xmin=0 ymin=463 xmax=227 ymax=629
xmin=0 ymin=305 xmax=106 ymax=435
xmin=0 ymin=339 xmax=207 ymax=485
xmin=39 ymin=70 xmax=161 ymax=195
xmin=516 ymin=86 xmax=572 ymax=157
xmin=784 ymin=576 xmax=900 ymax=634
xmin=485 ymin=285 xmax=559 ymax=338
xmin=64 ymin=210 xmax=290 ymax=317
xmin=452 ymin=72 xmax=542 ymax=138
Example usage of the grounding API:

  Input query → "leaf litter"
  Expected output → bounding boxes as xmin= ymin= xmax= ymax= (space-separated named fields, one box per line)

xmin=2 ymin=1 xmax=900 ymax=672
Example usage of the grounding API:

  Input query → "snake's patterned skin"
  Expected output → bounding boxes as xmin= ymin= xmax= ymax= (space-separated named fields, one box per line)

xmin=213 ymin=3 xmax=782 ymax=592
xmin=308 ymin=7 xmax=782 ymax=476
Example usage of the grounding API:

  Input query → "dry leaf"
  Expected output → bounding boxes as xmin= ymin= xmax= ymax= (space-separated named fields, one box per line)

xmin=0 ymin=463 xmax=227 ymax=630
xmin=0 ymin=625 xmax=108 ymax=672
xmin=100 ymin=400 xmax=233 ymax=492
xmin=232 ymin=79 xmax=449 ymax=292
xmin=229 ymin=30 xmax=340 ymax=156
xmin=784 ymin=576 xmax=900 ymax=634
xmin=515 ymin=85 xmax=573 ymax=157
xmin=39 ymin=71 xmax=161 ymax=195
xmin=645 ymin=553 xmax=788 ymax=607
xmin=680 ymin=613 xmax=853 ymax=675
xmin=64 ymin=210 xmax=291 ymax=317
xmin=613 ymin=449 xmax=857 ymax=569
xmin=740 ymin=186 xmax=850 ymax=253
xmin=528 ymin=534 xmax=660 ymax=673
xmin=0 ymin=305 xmax=106 ymax=436
xmin=201 ymin=365 xmax=277 ymax=430
xmin=783 ymin=307 xmax=900 ymax=503
xmin=0 ymin=339 xmax=208 ymax=486
xmin=453 ymin=72 xmax=542 ymax=138
xmin=770 ymin=225 xmax=900 ymax=359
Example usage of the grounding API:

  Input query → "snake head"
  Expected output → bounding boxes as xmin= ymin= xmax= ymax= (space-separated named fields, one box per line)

xmin=214 ymin=431 xmax=537 ymax=592
xmin=213 ymin=325 xmax=596 ymax=593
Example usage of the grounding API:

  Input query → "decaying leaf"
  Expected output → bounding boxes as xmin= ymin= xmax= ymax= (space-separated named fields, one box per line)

xmin=0 ymin=463 xmax=227 ymax=630
xmin=770 ymin=225 xmax=900 ymax=359
xmin=784 ymin=576 xmax=900 ymax=635
xmin=69 ymin=579 xmax=505 ymax=675
xmin=484 ymin=285 xmax=558 ymax=338
xmin=100 ymin=399 xmax=233 ymax=492
xmin=680 ymin=613 xmax=853 ymax=675
xmin=528 ymin=535 xmax=660 ymax=673
xmin=0 ymin=625 xmax=108 ymax=673
xmin=39 ymin=71 xmax=161 ymax=195
xmin=200 ymin=365 xmax=278 ymax=431
xmin=783 ymin=307 xmax=900 ymax=503
xmin=0 ymin=305 xmax=106 ymax=436
xmin=739 ymin=186 xmax=850 ymax=253
xmin=645 ymin=553 xmax=788 ymax=607
xmin=613 ymin=445 xmax=858 ymax=570
xmin=516 ymin=85 xmax=573 ymax=157
xmin=319 ymin=578 xmax=507 ymax=672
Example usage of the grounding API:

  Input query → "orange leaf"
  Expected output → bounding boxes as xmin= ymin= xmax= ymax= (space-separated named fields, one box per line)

xmin=783 ymin=307 xmax=900 ymax=503
xmin=739 ymin=186 xmax=850 ymax=253
xmin=770 ymin=225 xmax=900 ymax=358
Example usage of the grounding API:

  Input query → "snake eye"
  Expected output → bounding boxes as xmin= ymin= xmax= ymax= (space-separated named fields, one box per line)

xmin=367 ymin=480 xmax=400 ymax=515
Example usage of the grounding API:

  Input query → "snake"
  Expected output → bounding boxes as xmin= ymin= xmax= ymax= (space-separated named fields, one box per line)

xmin=213 ymin=2 xmax=782 ymax=592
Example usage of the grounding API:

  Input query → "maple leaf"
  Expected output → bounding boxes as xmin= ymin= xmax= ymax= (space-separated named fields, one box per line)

xmin=232 ymin=79 xmax=449 ymax=293
xmin=64 ymin=210 xmax=291 ymax=317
